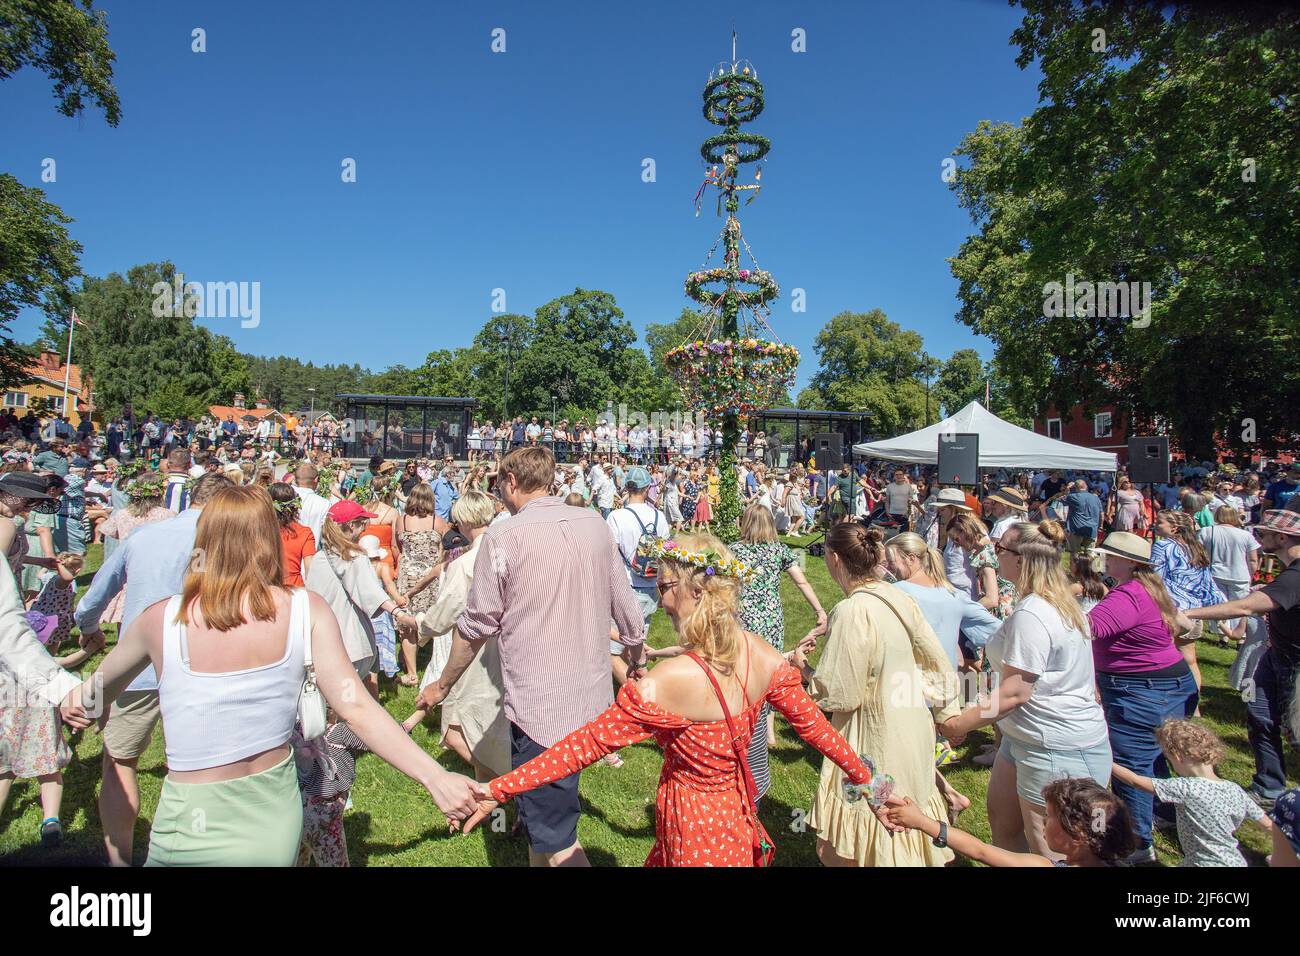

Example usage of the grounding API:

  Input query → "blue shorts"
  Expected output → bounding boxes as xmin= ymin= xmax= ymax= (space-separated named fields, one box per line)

xmin=997 ymin=734 xmax=1112 ymax=807
xmin=510 ymin=722 xmax=581 ymax=854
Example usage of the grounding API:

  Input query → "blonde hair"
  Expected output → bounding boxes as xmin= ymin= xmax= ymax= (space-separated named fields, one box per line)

xmin=450 ymin=489 xmax=495 ymax=529
xmin=1010 ymin=519 xmax=1089 ymax=635
xmin=886 ymin=532 xmax=954 ymax=591
xmin=1213 ymin=505 xmax=1242 ymax=527
xmin=320 ymin=516 xmax=367 ymax=562
xmin=739 ymin=502 xmax=777 ymax=544
xmin=178 ymin=485 xmax=284 ymax=631
xmin=660 ymin=532 xmax=743 ymax=671
xmin=56 ymin=551 xmax=85 ymax=575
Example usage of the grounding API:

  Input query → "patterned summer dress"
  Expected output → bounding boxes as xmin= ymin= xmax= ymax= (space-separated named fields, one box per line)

xmin=0 ymin=517 xmax=70 ymax=779
xmin=731 ymin=541 xmax=796 ymax=801
xmin=968 ymin=542 xmax=1015 ymax=620
xmin=396 ymin=527 xmax=442 ymax=616
xmin=489 ymin=664 xmax=873 ymax=867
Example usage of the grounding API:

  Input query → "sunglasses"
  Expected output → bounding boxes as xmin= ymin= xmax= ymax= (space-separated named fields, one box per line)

xmin=655 ymin=579 xmax=679 ymax=596
xmin=995 ymin=543 xmax=1020 ymax=556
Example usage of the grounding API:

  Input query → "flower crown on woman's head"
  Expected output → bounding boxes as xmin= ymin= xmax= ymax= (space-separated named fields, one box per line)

xmin=271 ymin=496 xmax=300 ymax=515
xmin=125 ymin=473 xmax=166 ymax=501
xmin=639 ymin=539 xmax=757 ymax=585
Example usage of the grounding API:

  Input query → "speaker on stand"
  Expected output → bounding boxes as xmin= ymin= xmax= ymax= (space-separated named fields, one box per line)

xmin=1127 ymin=436 xmax=1170 ymax=541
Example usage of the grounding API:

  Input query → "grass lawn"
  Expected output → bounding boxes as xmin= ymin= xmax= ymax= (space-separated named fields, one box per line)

xmin=0 ymin=538 xmax=1293 ymax=867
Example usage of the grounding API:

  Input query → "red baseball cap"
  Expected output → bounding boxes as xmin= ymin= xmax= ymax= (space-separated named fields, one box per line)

xmin=328 ymin=500 xmax=376 ymax=523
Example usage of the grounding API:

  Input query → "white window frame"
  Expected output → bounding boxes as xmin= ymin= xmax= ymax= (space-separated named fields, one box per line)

xmin=1047 ymin=417 xmax=1063 ymax=441
xmin=3 ymin=392 xmax=27 ymax=408
xmin=47 ymin=395 xmax=66 ymax=412
xmin=1094 ymin=412 xmax=1112 ymax=438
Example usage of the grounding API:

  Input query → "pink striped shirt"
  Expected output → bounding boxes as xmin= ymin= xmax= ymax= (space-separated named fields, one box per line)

xmin=457 ymin=496 xmax=646 ymax=747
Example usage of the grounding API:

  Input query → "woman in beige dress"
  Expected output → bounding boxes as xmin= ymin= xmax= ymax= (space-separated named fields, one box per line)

xmin=790 ymin=521 xmax=960 ymax=867
xmin=401 ymin=490 xmax=508 ymax=779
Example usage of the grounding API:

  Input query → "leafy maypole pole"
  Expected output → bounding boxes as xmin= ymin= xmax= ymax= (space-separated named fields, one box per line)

xmin=665 ymin=37 xmax=798 ymax=543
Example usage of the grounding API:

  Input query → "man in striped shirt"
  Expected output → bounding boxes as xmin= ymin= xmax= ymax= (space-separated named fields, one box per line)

xmin=419 ymin=446 xmax=646 ymax=866
xmin=162 ymin=449 xmax=192 ymax=513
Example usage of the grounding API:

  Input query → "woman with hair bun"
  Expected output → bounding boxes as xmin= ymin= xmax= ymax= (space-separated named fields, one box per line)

xmin=789 ymin=522 xmax=962 ymax=866
xmin=458 ymin=533 xmax=883 ymax=866
xmin=939 ymin=519 xmax=1111 ymax=862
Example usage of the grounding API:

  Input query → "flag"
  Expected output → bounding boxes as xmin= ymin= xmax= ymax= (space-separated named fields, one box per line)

xmin=71 ymin=310 xmax=84 ymax=327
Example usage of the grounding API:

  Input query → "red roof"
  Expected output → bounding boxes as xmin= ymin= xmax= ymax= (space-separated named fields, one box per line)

xmin=209 ymin=405 xmax=281 ymax=421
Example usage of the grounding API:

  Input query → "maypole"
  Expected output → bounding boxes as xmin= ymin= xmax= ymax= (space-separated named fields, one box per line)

xmin=666 ymin=38 xmax=798 ymax=542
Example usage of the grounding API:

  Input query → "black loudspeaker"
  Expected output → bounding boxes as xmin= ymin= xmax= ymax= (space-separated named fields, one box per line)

xmin=812 ymin=432 xmax=844 ymax=470
xmin=937 ymin=433 xmax=980 ymax=485
xmin=1127 ymin=436 xmax=1170 ymax=484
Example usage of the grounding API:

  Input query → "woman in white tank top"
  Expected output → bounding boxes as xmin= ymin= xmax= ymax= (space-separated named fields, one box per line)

xmin=65 ymin=485 xmax=484 ymax=866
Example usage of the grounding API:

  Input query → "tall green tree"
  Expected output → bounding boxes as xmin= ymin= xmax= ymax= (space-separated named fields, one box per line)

xmin=75 ymin=262 xmax=224 ymax=417
xmin=949 ymin=2 xmax=1300 ymax=459
xmin=935 ymin=348 xmax=986 ymax=418
xmin=804 ymin=309 xmax=929 ymax=434
xmin=0 ymin=0 xmax=121 ymax=124
xmin=0 ymin=174 xmax=76 ymax=387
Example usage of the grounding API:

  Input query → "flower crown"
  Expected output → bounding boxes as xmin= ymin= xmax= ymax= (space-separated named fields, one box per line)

xmin=639 ymin=539 xmax=757 ymax=585
xmin=271 ymin=496 xmax=300 ymax=515
xmin=126 ymin=474 xmax=166 ymax=501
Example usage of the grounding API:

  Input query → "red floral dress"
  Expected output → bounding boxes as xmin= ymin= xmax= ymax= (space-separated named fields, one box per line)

xmin=489 ymin=663 xmax=873 ymax=866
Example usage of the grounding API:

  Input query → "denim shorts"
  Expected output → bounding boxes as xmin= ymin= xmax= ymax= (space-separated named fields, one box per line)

xmin=610 ymin=587 xmax=658 ymax=654
xmin=998 ymin=734 xmax=1112 ymax=807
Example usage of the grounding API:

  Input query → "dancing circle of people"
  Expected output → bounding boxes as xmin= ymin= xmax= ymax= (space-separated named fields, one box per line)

xmin=1 ymin=433 xmax=1298 ymax=868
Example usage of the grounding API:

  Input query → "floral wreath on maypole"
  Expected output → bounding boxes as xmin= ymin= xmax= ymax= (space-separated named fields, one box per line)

xmin=665 ymin=45 xmax=799 ymax=541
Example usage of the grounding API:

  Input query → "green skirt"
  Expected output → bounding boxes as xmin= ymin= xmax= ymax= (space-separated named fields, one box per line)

xmin=145 ymin=753 xmax=303 ymax=867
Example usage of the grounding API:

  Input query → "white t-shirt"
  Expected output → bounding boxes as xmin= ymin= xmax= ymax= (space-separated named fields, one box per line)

xmin=990 ymin=513 xmax=1021 ymax=541
xmin=884 ymin=481 xmax=915 ymax=516
xmin=606 ymin=503 xmax=667 ymax=587
xmin=1198 ymin=524 xmax=1259 ymax=584
xmin=984 ymin=594 xmax=1109 ymax=750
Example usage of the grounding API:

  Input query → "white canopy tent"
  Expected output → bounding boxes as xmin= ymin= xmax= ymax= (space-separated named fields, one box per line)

xmin=852 ymin=401 xmax=1118 ymax=472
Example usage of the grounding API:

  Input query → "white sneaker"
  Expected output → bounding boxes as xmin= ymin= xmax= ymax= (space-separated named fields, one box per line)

xmin=1122 ymin=844 xmax=1157 ymax=866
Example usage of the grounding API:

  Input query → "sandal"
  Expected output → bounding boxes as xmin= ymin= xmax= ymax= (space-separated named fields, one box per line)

xmin=40 ymin=818 xmax=63 ymax=849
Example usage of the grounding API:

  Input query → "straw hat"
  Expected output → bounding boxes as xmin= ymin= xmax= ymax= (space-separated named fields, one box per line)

xmin=934 ymin=488 xmax=971 ymax=511
xmin=985 ymin=486 xmax=1027 ymax=512
xmin=1094 ymin=531 xmax=1152 ymax=564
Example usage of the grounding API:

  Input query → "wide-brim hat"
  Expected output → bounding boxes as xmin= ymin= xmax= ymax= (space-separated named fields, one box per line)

xmin=0 ymin=471 xmax=58 ymax=500
xmin=1256 ymin=509 xmax=1300 ymax=538
xmin=935 ymin=488 xmax=972 ymax=511
xmin=1094 ymin=531 xmax=1153 ymax=564
xmin=985 ymin=487 xmax=1027 ymax=511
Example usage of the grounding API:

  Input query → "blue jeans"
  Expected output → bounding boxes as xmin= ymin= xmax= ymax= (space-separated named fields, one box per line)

xmin=1247 ymin=648 xmax=1296 ymax=798
xmin=1097 ymin=670 xmax=1199 ymax=848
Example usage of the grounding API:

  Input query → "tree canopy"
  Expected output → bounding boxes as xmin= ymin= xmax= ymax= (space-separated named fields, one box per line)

xmin=949 ymin=1 xmax=1300 ymax=458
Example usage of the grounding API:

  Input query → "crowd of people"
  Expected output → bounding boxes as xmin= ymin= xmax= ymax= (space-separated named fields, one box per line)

xmin=0 ymin=413 xmax=1297 ymax=868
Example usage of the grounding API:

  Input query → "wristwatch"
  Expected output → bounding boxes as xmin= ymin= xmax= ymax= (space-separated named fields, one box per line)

xmin=932 ymin=820 xmax=948 ymax=849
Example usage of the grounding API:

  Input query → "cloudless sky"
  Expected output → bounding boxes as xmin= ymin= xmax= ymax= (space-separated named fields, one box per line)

xmin=2 ymin=0 xmax=1042 ymax=392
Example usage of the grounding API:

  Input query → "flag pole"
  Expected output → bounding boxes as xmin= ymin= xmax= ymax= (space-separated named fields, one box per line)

xmin=62 ymin=311 xmax=76 ymax=420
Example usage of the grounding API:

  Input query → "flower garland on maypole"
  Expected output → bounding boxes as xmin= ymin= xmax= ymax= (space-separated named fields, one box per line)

xmin=665 ymin=40 xmax=798 ymax=542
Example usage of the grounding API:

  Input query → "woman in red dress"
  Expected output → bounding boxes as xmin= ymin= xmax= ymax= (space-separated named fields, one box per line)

xmin=461 ymin=533 xmax=886 ymax=866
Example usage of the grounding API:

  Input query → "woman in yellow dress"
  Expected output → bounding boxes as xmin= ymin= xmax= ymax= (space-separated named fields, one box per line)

xmin=791 ymin=521 xmax=961 ymax=866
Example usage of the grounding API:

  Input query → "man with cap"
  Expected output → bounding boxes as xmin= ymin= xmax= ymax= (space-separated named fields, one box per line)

xmin=984 ymin=486 xmax=1029 ymax=541
xmin=32 ymin=439 xmax=69 ymax=477
xmin=1186 ymin=509 xmax=1300 ymax=808
xmin=604 ymin=466 xmax=668 ymax=681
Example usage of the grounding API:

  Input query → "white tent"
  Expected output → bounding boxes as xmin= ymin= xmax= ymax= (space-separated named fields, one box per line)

xmin=852 ymin=401 xmax=1118 ymax=472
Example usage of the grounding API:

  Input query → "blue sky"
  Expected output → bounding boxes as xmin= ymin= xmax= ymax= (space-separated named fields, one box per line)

xmin=2 ymin=0 xmax=1041 ymax=392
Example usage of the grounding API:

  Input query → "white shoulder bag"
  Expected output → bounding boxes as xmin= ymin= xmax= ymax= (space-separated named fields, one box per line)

xmin=295 ymin=588 xmax=327 ymax=740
